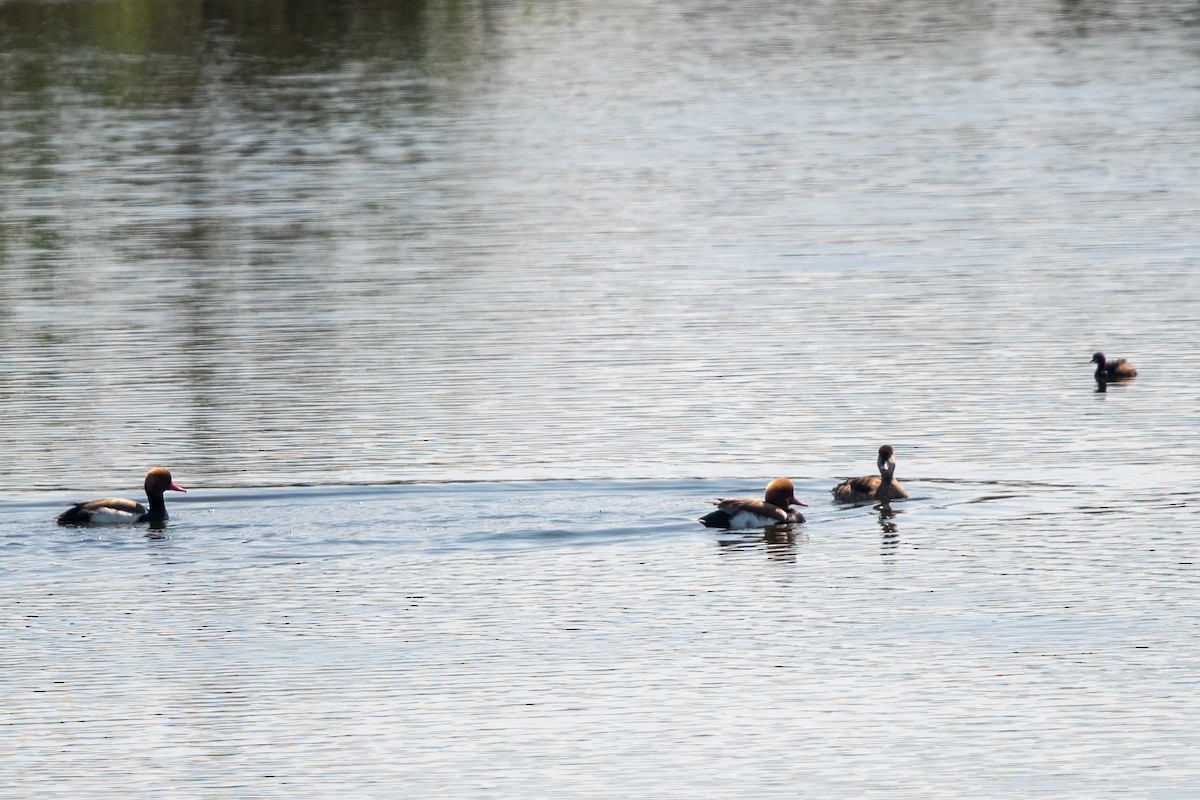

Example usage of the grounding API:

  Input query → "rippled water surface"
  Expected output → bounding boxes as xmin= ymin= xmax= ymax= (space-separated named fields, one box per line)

xmin=2 ymin=0 xmax=1200 ymax=796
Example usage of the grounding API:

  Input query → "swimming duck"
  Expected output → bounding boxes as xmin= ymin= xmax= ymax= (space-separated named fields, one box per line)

xmin=57 ymin=467 xmax=186 ymax=525
xmin=1092 ymin=352 xmax=1136 ymax=381
xmin=699 ymin=477 xmax=808 ymax=529
xmin=832 ymin=445 xmax=908 ymax=503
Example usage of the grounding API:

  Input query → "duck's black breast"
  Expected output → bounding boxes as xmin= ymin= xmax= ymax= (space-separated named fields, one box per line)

xmin=135 ymin=507 xmax=169 ymax=523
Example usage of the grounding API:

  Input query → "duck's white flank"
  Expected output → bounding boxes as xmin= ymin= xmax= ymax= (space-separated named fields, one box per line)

xmin=84 ymin=507 xmax=141 ymax=525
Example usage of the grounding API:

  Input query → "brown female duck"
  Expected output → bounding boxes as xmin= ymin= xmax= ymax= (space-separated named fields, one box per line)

xmin=832 ymin=445 xmax=908 ymax=503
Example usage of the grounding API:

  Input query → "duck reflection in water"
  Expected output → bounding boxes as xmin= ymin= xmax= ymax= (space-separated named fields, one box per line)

xmin=878 ymin=505 xmax=901 ymax=554
xmin=715 ymin=523 xmax=807 ymax=562
xmin=877 ymin=504 xmax=900 ymax=536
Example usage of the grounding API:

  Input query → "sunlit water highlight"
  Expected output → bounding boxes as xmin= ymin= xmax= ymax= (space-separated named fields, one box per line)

xmin=5 ymin=479 xmax=1200 ymax=797
xmin=2 ymin=0 xmax=1200 ymax=796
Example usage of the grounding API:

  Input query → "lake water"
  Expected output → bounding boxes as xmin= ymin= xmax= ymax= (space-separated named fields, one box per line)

xmin=2 ymin=0 xmax=1200 ymax=796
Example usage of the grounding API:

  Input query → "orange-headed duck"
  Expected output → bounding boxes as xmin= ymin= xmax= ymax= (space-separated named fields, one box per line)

xmin=832 ymin=445 xmax=908 ymax=503
xmin=699 ymin=477 xmax=808 ymax=529
xmin=57 ymin=467 xmax=186 ymax=525
xmin=1092 ymin=352 xmax=1136 ymax=381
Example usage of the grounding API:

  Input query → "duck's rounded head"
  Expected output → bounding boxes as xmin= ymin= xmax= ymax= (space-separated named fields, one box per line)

xmin=877 ymin=445 xmax=899 ymax=480
xmin=764 ymin=477 xmax=808 ymax=509
xmin=1091 ymin=352 xmax=1105 ymax=365
xmin=145 ymin=467 xmax=186 ymax=496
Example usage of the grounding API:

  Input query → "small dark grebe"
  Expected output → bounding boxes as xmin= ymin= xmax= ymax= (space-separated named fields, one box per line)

xmin=1092 ymin=352 xmax=1137 ymax=381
